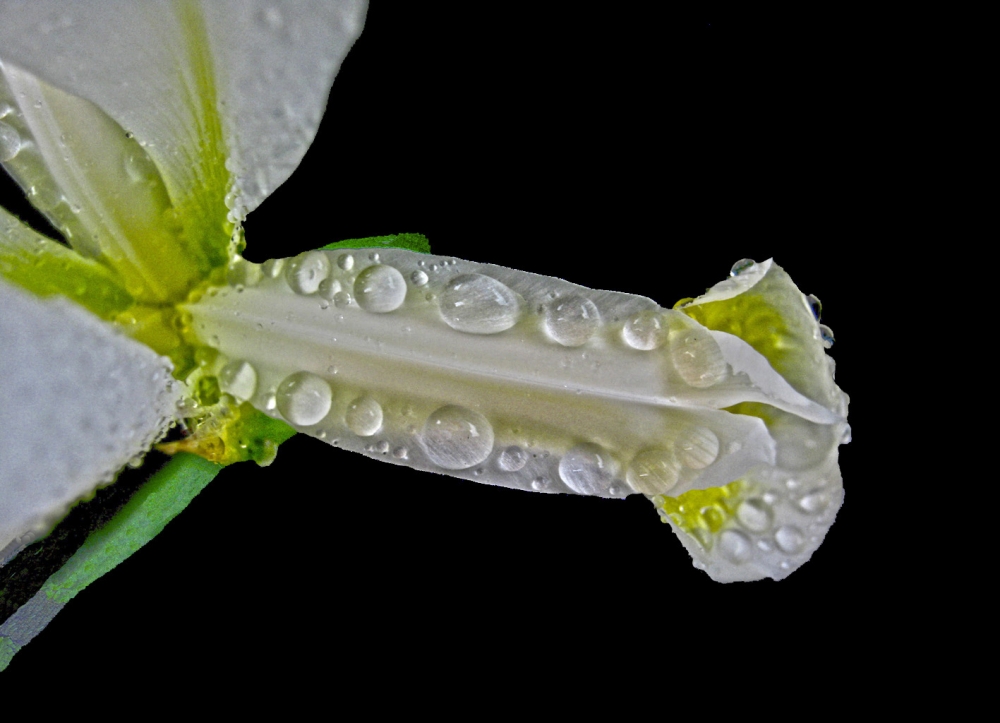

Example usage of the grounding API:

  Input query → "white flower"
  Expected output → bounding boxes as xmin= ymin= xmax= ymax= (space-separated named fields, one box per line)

xmin=1 ymin=3 xmax=850 ymax=672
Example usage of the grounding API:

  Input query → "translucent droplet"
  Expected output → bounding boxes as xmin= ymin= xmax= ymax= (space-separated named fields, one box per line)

xmin=275 ymin=372 xmax=332 ymax=426
xmin=771 ymin=415 xmax=835 ymax=471
xmin=333 ymin=290 xmax=353 ymax=308
xmin=0 ymin=121 xmax=21 ymax=162
xmin=285 ymin=251 xmax=331 ymax=295
xmin=498 ymin=445 xmax=528 ymax=472
xmin=376 ymin=440 xmax=390 ymax=454
xmin=337 ymin=253 xmax=354 ymax=271
xmin=218 ymin=360 xmax=258 ymax=402
xmin=369 ymin=252 xmax=380 ymax=262
xmin=818 ymin=323 xmax=835 ymax=349
xmin=558 ymin=443 xmax=619 ymax=496
xmin=543 ymin=295 xmax=600 ymax=347
xmin=227 ymin=257 xmax=263 ymax=288
xmin=421 ymin=405 xmax=495 ymax=470
xmin=354 ymin=264 xmax=407 ymax=312
xmin=625 ymin=448 xmax=681 ymax=495
xmin=736 ymin=498 xmax=773 ymax=533
xmin=318 ymin=276 xmax=342 ymax=300
xmin=439 ymin=274 xmax=520 ymax=334
xmin=262 ymin=258 xmax=285 ymax=278
xmin=806 ymin=294 xmax=822 ymax=320
xmin=410 ymin=269 xmax=429 ymax=286
xmin=674 ymin=426 xmax=719 ymax=469
xmin=718 ymin=530 xmax=753 ymax=563
xmin=774 ymin=525 xmax=805 ymax=554
xmin=730 ymin=258 xmax=756 ymax=276
xmin=345 ymin=396 xmax=383 ymax=437
xmin=123 ymin=151 xmax=158 ymax=184
xmin=796 ymin=490 xmax=830 ymax=514
xmin=622 ymin=310 xmax=667 ymax=350
xmin=531 ymin=477 xmax=549 ymax=491
xmin=670 ymin=327 xmax=729 ymax=387
xmin=392 ymin=447 xmax=409 ymax=460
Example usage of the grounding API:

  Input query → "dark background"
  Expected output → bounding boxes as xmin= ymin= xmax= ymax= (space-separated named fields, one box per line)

xmin=3 ymin=5 xmax=879 ymax=684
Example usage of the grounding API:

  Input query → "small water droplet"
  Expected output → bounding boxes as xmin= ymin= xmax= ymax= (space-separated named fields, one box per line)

xmin=376 ymin=440 xmax=390 ymax=454
xmin=275 ymin=372 xmax=332 ymax=426
xmin=227 ymin=257 xmax=264 ymax=288
xmin=285 ymin=251 xmax=331 ymax=295
xmin=333 ymin=291 xmax=353 ymax=308
xmin=718 ymin=530 xmax=753 ymax=563
xmin=818 ymin=323 xmax=835 ymax=348
xmin=774 ymin=525 xmax=805 ymax=554
xmin=421 ymin=405 xmax=495 ymax=470
xmin=796 ymin=490 xmax=830 ymax=514
xmin=410 ymin=269 xmax=429 ymax=286
xmin=318 ymin=276 xmax=342 ymax=300
xmin=369 ymin=252 xmax=380 ymax=262
xmin=218 ymin=360 xmax=258 ymax=402
xmin=622 ymin=310 xmax=667 ymax=350
xmin=558 ymin=443 xmax=619 ymax=496
xmin=337 ymin=253 xmax=354 ymax=271
xmin=625 ymin=448 xmax=681 ymax=494
xmin=354 ymin=264 xmax=407 ymax=312
xmin=757 ymin=539 xmax=773 ymax=552
xmin=498 ymin=445 xmax=528 ymax=471
xmin=674 ymin=426 xmax=719 ymax=469
xmin=543 ymin=295 xmax=601 ymax=346
xmin=262 ymin=258 xmax=285 ymax=278
xmin=264 ymin=392 xmax=277 ymax=411
xmin=392 ymin=447 xmax=409 ymax=459
xmin=531 ymin=477 xmax=549 ymax=491
xmin=670 ymin=327 xmax=729 ymax=387
xmin=345 ymin=396 xmax=384 ymax=437
xmin=736 ymin=498 xmax=773 ymax=532
xmin=730 ymin=258 xmax=756 ymax=276
xmin=806 ymin=294 xmax=822 ymax=320
xmin=439 ymin=274 xmax=520 ymax=334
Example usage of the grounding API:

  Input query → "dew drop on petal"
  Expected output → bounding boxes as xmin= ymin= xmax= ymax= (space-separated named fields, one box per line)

xmin=0 ymin=121 xmax=21 ymax=162
xmin=718 ymin=530 xmax=753 ymax=563
xmin=410 ymin=269 xmax=429 ymax=287
xmin=275 ymin=372 xmax=332 ymax=426
xmin=558 ymin=443 xmax=619 ymax=496
xmin=345 ymin=396 xmax=383 ymax=437
xmin=543 ymin=295 xmax=600 ymax=346
xmin=730 ymin=258 xmax=756 ymax=276
xmin=674 ymin=426 xmax=719 ymax=469
xmin=625 ymin=448 xmax=681 ymax=494
xmin=498 ymin=445 xmax=528 ymax=472
xmin=736 ymin=498 xmax=773 ymax=533
xmin=285 ymin=251 xmax=331 ymax=295
xmin=421 ymin=405 xmax=495 ymax=470
xmin=670 ymin=327 xmax=729 ymax=387
xmin=262 ymin=258 xmax=285 ymax=278
xmin=622 ymin=310 xmax=667 ymax=350
xmin=218 ymin=360 xmax=258 ymax=402
xmin=774 ymin=525 xmax=805 ymax=554
xmin=439 ymin=274 xmax=520 ymax=334
xmin=354 ymin=264 xmax=407 ymax=312
xmin=337 ymin=253 xmax=354 ymax=271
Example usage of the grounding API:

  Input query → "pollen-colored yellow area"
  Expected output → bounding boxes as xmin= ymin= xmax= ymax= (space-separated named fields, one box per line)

xmin=652 ymin=479 xmax=748 ymax=550
xmin=158 ymin=401 xmax=296 ymax=467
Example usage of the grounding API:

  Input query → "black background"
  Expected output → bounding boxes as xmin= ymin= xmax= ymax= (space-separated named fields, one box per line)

xmin=2 ymin=4 xmax=878 ymax=686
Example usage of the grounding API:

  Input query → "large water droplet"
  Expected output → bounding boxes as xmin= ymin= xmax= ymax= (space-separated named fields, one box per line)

xmin=718 ymin=530 xmax=753 ymax=563
xmin=275 ymin=371 xmax=332 ymax=426
xmin=543 ymin=295 xmax=600 ymax=347
xmin=670 ymin=327 xmax=729 ymax=387
xmin=439 ymin=274 xmax=520 ymax=334
xmin=622 ymin=310 xmax=667 ymax=350
xmin=774 ymin=525 xmax=805 ymax=554
xmin=218 ymin=360 xmax=258 ymax=401
xmin=730 ymin=258 xmax=756 ymax=276
xmin=285 ymin=251 xmax=330 ymax=295
xmin=0 ymin=121 xmax=21 ymax=162
xmin=498 ymin=445 xmax=528 ymax=472
xmin=354 ymin=264 xmax=407 ymax=312
xmin=736 ymin=498 xmax=773 ymax=532
xmin=558 ymin=443 xmax=619 ymax=496
xmin=674 ymin=426 xmax=719 ymax=469
xmin=421 ymin=405 xmax=495 ymax=470
xmin=345 ymin=396 xmax=383 ymax=437
xmin=625 ymin=448 xmax=681 ymax=494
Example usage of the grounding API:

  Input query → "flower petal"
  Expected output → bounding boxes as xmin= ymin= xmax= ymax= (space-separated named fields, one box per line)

xmin=0 ymin=277 xmax=180 ymax=561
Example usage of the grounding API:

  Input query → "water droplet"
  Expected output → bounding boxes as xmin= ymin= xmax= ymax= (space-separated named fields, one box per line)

xmin=674 ymin=426 xmax=719 ymax=469
xmin=806 ymin=294 xmax=822 ymax=320
xmin=774 ymin=525 xmax=805 ymax=554
xmin=262 ymin=258 xmax=285 ymax=278
xmin=410 ymin=269 xmax=429 ymax=286
xmin=625 ymin=448 xmax=681 ymax=495
xmin=285 ymin=251 xmax=330 ymax=295
xmin=498 ymin=445 xmax=528 ymax=471
xmin=796 ymin=490 xmax=830 ymax=514
xmin=439 ymin=274 xmax=520 ymax=334
xmin=818 ymin=323 xmax=835 ymax=348
xmin=337 ymin=253 xmax=354 ymax=271
xmin=392 ymin=447 xmax=409 ymax=459
xmin=123 ymin=150 xmax=158 ymax=184
xmin=531 ymin=477 xmax=549 ymax=491
xmin=369 ymin=252 xmax=380 ymax=262
xmin=345 ymin=396 xmax=383 ymax=437
xmin=0 ymin=121 xmax=21 ymax=162
xmin=376 ymin=440 xmax=390 ymax=454
xmin=227 ymin=257 xmax=263 ymax=288
xmin=264 ymin=392 xmax=277 ymax=411
xmin=218 ymin=360 xmax=258 ymax=402
xmin=730 ymin=258 xmax=756 ymax=276
xmin=622 ymin=310 xmax=667 ymax=350
xmin=718 ymin=530 xmax=752 ymax=563
xmin=318 ymin=276 xmax=342 ymax=300
xmin=275 ymin=372 xmax=332 ymax=426
xmin=736 ymin=498 xmax=773 ymax=532
xmin=333 ymin=290 xmax=353 ymax=308
xmin=558 ymin=443 xmax=620 ymax=496
xmin=543 ymin=295 xmax=601 ymax=346
xmin=421 ymin=405 xmax=495 ymax=470
xmin=670 ymin=327 xmax=729 ymax=387
xmin=354 ymin=264 xmax=407 ymax=312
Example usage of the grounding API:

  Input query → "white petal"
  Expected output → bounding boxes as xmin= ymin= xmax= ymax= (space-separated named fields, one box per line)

xmin=0 ymin=277 xmax=180 ymax=562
